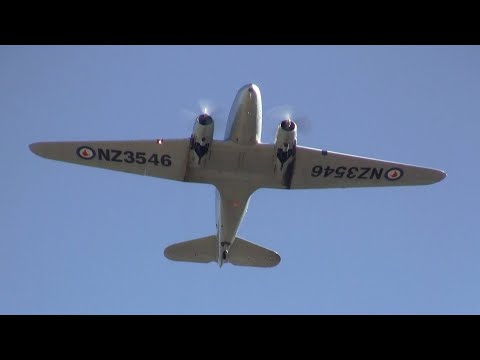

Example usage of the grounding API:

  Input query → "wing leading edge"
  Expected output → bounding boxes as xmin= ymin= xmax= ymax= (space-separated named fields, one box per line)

xmin=29 ymin=139 xmax=190 ymax=182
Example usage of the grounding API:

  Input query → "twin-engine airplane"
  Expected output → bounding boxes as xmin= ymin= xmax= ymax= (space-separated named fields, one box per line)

xmin=30 ymin=84 xmax=446 ymax=268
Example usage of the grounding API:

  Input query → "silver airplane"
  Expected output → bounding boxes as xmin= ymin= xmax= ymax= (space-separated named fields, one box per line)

xmin=29 ymin=84 xmax=447 ymax=268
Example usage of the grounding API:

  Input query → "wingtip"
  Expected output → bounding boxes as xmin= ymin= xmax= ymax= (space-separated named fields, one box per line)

xmin=29 ymin=142 xmax=51 ymax=158
xmin=273 ymin=254 xmax=281 ymax=267
xmin=435 ymin=169 xmax=447 ymax=183
xmin=29 ymin=142 xmax=41 ymax=156
xmin=163 ymin=245 xmax=174 ymax=260
xmin=269 ymin=252 xmax=281 ymax=267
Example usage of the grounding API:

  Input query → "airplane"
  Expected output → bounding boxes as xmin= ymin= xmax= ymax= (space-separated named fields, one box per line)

xmin=29 ymin=83 xmax=447 ymax=268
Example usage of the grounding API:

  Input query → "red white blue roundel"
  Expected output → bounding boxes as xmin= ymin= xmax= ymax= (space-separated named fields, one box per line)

xmin=76 ymin=146 xmax=96 ymax=160
xmin=385 ymin=167 xmax=403 ymax=181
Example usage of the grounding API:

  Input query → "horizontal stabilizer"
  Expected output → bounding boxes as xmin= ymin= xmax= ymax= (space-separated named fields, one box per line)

xmin=164 ymin=235 xmax=217 ymax=263
xmin=228 ymin=237 xmax=281 ymax=267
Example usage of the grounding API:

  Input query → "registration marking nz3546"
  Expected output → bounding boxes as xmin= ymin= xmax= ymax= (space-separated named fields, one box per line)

xmin=310 ymin=165 xmax=404 ymax=181
xmin=76 ymin=146 xmax=172 ymax=166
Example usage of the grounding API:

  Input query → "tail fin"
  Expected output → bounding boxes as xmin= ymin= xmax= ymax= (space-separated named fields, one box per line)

xmin=228 ymin=237 xmax=281 ymax=268
xmin=164 ymin=235 xmax=217 ymax=263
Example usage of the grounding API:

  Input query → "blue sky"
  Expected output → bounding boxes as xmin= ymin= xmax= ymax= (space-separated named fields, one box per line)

xmin=1 ymin=45 xmax=478 ymax=314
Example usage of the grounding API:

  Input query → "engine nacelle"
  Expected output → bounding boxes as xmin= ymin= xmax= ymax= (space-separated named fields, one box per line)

xmin=189 ymin=113 xmax=214 ymax=166
xmin=274 ymin=119 xmax=297 ymax=171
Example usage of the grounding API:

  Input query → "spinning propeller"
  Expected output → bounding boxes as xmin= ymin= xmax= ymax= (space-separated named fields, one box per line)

xmin=180 ymin=99 xmax=226 ymax=138
xmin=263 ymin=104 xmax=312 ymax=138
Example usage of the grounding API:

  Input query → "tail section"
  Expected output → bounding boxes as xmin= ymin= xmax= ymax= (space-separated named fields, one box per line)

xmin=164 ymin=235 xmax=217 ymax=263
xmin=163 ymin=235 xmax=280 ymax=268
xmin=228 ymin=237 xmax=281 ymax=267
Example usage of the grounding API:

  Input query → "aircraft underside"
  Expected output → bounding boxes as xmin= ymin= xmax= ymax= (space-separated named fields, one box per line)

xmin=29 ymin=83 xmax=446 ymax=268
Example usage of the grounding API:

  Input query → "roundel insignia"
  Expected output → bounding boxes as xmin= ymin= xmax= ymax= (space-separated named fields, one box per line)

xmin=385 ymin=167 xmax=404 ymax=181
xmin=76 ymin=146 xmax=96 ymax=160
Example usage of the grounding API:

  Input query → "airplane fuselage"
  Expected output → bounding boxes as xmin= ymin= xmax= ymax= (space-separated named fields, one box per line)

xmin=216 ymin=84 xmax=262 ymax=266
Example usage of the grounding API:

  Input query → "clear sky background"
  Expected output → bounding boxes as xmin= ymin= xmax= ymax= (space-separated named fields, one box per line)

xmin=1 ymin=45 xmax=478 ymax=314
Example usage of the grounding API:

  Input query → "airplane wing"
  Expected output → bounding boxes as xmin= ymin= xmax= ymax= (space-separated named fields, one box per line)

xmin=29 ymin=139 xmax=190 ymax=182
xmin=289 ymin=145 xmax=446 ymax=189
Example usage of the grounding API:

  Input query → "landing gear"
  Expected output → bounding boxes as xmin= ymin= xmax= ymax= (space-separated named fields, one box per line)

xmin=222 ymin=249 xmax=228 ymax=260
